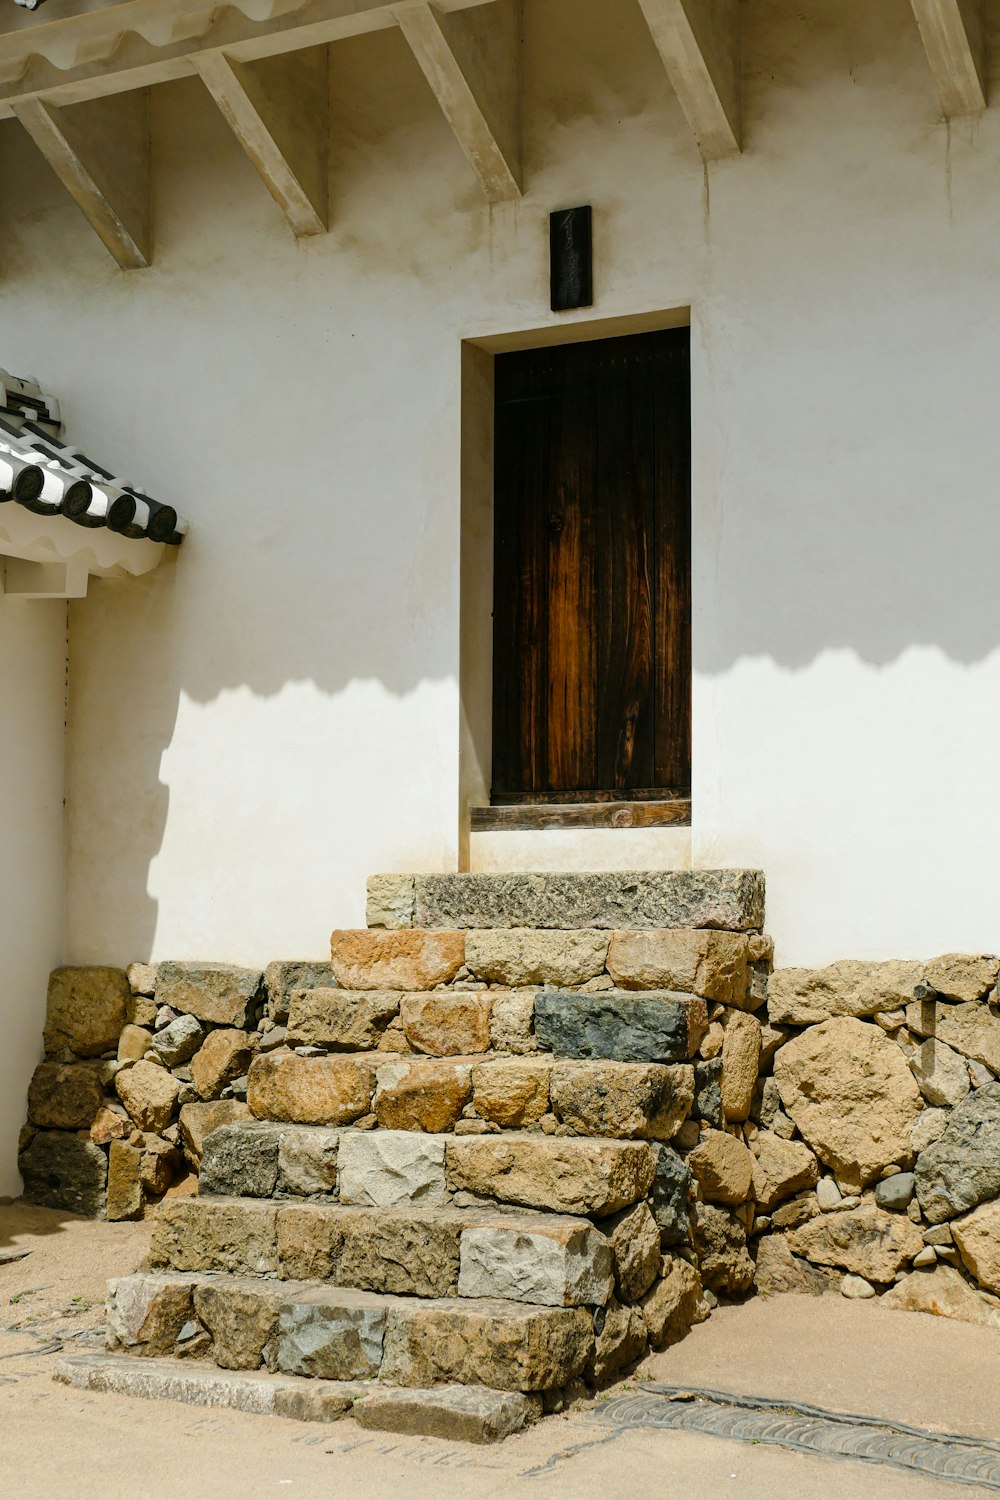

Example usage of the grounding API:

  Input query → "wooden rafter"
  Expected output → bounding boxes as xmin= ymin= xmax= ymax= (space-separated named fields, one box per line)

xmin=910 ymin=0 xmax=986 ymax=117
xmin=635 ymin=0 xmax=741 ymax=160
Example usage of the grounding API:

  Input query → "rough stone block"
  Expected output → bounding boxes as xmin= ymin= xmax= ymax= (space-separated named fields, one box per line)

xmin=446 ymin=1135 xmax=654 ymax=1216
xmin=266 ymin=1288 xmax=386 ymax=1381
xmin=787 ymin=1201 xmax=922 ymax=1282
xmin=721 ymin=1011 xmax=761 ymax=1122
xmin=140 ymin=1137 xmax=181 ymax=1197
xmin=106 ymin=1274 xmax=196 ymax=1356
xmin=768 ymin=961 xmax=924 ymax=1026
xmin=640 ymin=1256 xmax=704 ymax=1348
xmin=400 ymin=993 xmax=492 ymax=1056
xmin=337 ymin=1131 xmax=448 ymax=1208
xmin=27 ymin=1061 xmax=103 ymax=1130
xmin=374 ymin=1058 xmax=472 ymax=1132
xmin=277 ymin=1204 xmax=462 ymax=1295
xmin=550 ymin=1060 xmax=693 ymax=1140
xmin=751 ymin=1132 xmax=819 ymax=1214
xmin=693 ymin=1058 xmax=723 ymax=1125
xmin=149 ymin=1198 xmax=279 ymax=1275
xmin=649 ymin=1145 xmax=692 ymax=1245
xmin=753 ymin=1235 xmax=839 ymax=1297
xmin=881 ymin=1265 xmax=1000 ymax=1328
xmin=915 ymin=1083 xmax=1000 ymax=1222
xmin=263 ymin=961 xmax=338 ymax=1024
xmin=366 ymin=874 xmax=416 ymax=930
xmin=535 ymin=991 xmax=707 ymax=1064
xmin=924 ymin=953 xmax=1000 ymax=1003
xmin=472 ymin=1059 xmax=551 ymax=1127
xmin=178 ymin=1100 xmax=252 ymax=1162
xmin=465 ymin=930 xmax=609 ymax=987
xmin=128 ymin=963 xmax=158 ymax=998
xmin=200 ymin=1121 xmax=280 ymax=1197
xmin=106 ymin=1141 xmax=144 ymax=1221
xmin=908 ymin=1038 xmax=970 ymax=1108
xmin=329 ymin=930 xmax=465 ymax=991
xmin=194 ymin=1279 xmax=281 ymax=1370
xmin=380 ymin=1298 xmax=593 ymax=1392
xmin=118 ymin=1025 xmax=153 ymax=1063
xmin=155 ymin=963 xmax=263 ymax=1027
xmin=606 ymin=1203 xmax=661 ymax=1302
xmin=44 ymin=966 xmax=130 ymax=1058
xmin=588 ymin=1298 xmax=647 ymax=1385
xmin=115 ymin=1060 xmax=180 ymax=1134
xmin=906 ymin=999 xmax=1000 ymax=1075
xmin=607 ymin=929 xmax=751 ymax=1006
xmin=277 ymin=1125 xmax=339 ymax=1195
xmin=692 ymin=1203 xmax=755 ymax=1295
xmin=458 ymin=1218 xmax=613 ymax=1307
xmin=688 ymin=1130 xmax=754 ymax=1206
xmin=148 ymin=1013 xmax=203 ymax=1067
xmin=90 ymin=1106 xmax=129 ymax=1146
xmin=247 ymin=1053 xmax=374 ymax=1126
xmin=19 ymin=1131 xmax=108 ymax=1218
xmin=192 ymin=1029 xmax=256 ymax=1100
xmin=354 ymin=1384 xmax=538 ymax=1443
xmin=951 ymin=1200 xmax=1000 ymax=1294
xmin=287 ymin=989 xmax=401 ymax=1050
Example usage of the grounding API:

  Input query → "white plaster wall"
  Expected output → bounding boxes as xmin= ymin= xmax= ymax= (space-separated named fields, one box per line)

xmin=0 ymin=592 xmax=66 ymax=1195
xmin=1 ymin=0 xmax=998 ymax=970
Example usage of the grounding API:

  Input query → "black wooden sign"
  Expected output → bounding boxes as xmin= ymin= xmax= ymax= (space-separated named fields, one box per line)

xmin=549 ymin=206 xmax=593 ymax=312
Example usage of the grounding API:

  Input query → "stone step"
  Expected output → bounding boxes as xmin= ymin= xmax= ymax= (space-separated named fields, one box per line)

xmin=366 ymin=871 xmax=766 ymax=934
xmin=150 ymin=1195 xmax=614 ymax=1307
xmin=194 ymin=1123 xmax=657 ymax=1215
xmin=106 ymin=1271 xmax=594 ymax=1394
xmin=243 ymin=1047 xmax=698 ymax=1136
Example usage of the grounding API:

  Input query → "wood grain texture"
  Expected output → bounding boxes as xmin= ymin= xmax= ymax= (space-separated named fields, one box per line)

xmin=472 ymin=799 xmax=691 ymax=831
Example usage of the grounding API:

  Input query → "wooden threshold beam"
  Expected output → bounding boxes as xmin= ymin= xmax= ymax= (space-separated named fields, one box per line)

xmin=910 ymin=0 xmax=986 ymax=117
xmin=13 ymin=90 xmax=151 ymax=268
xmin=395 ymin=0 xmax=521 ymax=202
xmin=194 ymin=48 xmax=329 ymax=237
xmin=472 ymin=799 xmax=692 ymax=831
xmin=635 ymin=0 xmax=741 ymax=160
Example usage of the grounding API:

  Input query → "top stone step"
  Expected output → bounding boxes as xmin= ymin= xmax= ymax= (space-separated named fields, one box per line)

xmin=368 ymin=872 xmax=765 ymax=934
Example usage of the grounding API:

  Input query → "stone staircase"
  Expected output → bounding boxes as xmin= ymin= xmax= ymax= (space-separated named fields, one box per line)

xmin=56 ymin=869 xmax=768 ymax=1443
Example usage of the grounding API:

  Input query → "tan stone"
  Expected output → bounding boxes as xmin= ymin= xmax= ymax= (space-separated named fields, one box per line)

xmin=149 ymin=1198 xmax=279 ymax=1275
xmin=277 ymin=1203 xmax=463 ymax=1296
xmin=178 ymin=1100 xmax=252 ymax=1161
xmin=191 ymin=1029 xmax=256 ymax=1100
xmin=400 ymin=993 xmax=492 ymax=1056
xmin=248 ymin=1053 xmax=374 ymax=1126
xmin=688 ymin=1130 xmax=754 ymax=1205
xmin=446 ymin=1135 xmax=655 ymax=1216
xmin=106 ymin=1141 xmax=143 ymax=1221
xmin=115 ymin=1061 xmax=180 ymax=1134
xmin=90 ymin=1105 xmax=129 ymax=1146
xmin=588 ymin=1298 xmax=647 ymax=1385
xmin=753 ymin=1235 xmax=839 ymax=1297
xmin=953 ymin=1200 xmax=1000 ymax=1294
xmin=700 ymin=1022 xmax=724 ymax=1060
xmin=640 ymin=1256 xmax=703 ymax=1348
xmin=379 ymin=1300 xmax=593 ymax=1393
xmin=925 ymin=953 xmax=1000 ymax=1003
xmin=607 ymin=930 xmax=751 ymax=1007
xmin=126 ymin=995 xmax=157 ymax=1029
xmin=127 ymin=963 xmax=158 ymax=997
xmin=465 ymin=930 xmax=609 ymax=988
xmin=140 ymin=1137 xmax=182 ymax=1196
xmin=374 ymin=1059 xmax=472 ymax=1132
xmin=117 ymin=1025 xmax=153 ymax=1063
xmin=773 ymin=1018 xmax=922 ymax=1190
xmin=768 ymin=961 xmax=924 ymax=1026
xmin=692 ymin=1204 xmax=755 ymax=1294
xmin=489 ymin=992 xmax=537 ymax=1055
xmin=287 ymin=989 xmax=400 ymax=1050
xmin=27 ymin=1061 xmax=103 ymax=1130
xmin=787 ymin=1201 xmax=922 ymax=1282
xmin=906 ymin=998 xmax=1000 ymax=1074
xmin=472 ymin=1059 xmax=551 ymax=1128
xmin=44 ymin=966 xmax=129 ymax=1058
xmin=881 ymin=1265 xmax=1000 ymax=1328
xmin=194 ymin=1280 xmax=280 ymax=1370
xmin=329 ymin=930 xmax=465 ymax=991
xmin=106 ymin=1274 xmax=194 ymax=1355
xmin=751 ymin=1132 xmax=820 ymax=1214
xmin=550 ymin=1061 xmax=694 ymax=1141
xmin=155 ymin=963 xmax=262 ymax=1027
xmin=721 ymin=1011 xmax=761 ymax=1122
xmin=606 ymin=1202 xmax=661 ymax=1302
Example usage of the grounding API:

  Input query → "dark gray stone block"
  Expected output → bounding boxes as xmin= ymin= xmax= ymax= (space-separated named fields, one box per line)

xmin=535 ymin=991 xmax=702 ymax=1063
xmin=649 ymin=1144 xmax=692 ymax=1246
xmin=199 ymin=1121 xmax=280 ymax=1198
xmin=19 ymin=1130 xmax=108 ymax=1218
xmin=694 ymin=1059 xmax=724 ymax=1126
xmin=916 ymin=1083 xmax=1000 ymax=1223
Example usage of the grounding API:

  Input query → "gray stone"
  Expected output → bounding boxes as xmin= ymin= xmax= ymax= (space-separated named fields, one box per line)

xmin=277 ymin=1126 xmax=339 ymax=1195
xmin=266 ymin=1289 xmax=386 ymax=1380
xmin=908 ymin=1039 xmax=970 ymax=1108
xmin=692 ymin=1203 xmax=755 ymax=1294
xmin=259 ymin=1026 xmax=288 ymax=1052
xmin=106 ymin=1273 xmax=196 ymax=1355
xmin=693 ymin=1058 xmax=724 ymax=1125
xmin=199 ymin=1122 xmax=280 ymax=1197
xmin=969 ymin=1060 xmax=994 ymax=1087
xmin=354 ymin=1384 xmax=538 ymax=1443
xmin=841 ymin=1274 xmax=876 ymax=1299
xmin=263 ymin=962 xmax=338 ymax=1024
xmin=337 ymin=1131 xmax=448 ymax=1208
xmin=535 ymin=991 xmax=706 ymax=1064
xmin=816 ymin=1178 xmax=843 ymax=1212
xmin=148 ymin=1014 xmax=204 ymax=1068
xmin=19 ymin=1131 xmax=107 ymax=1218
xmin=457 ymin=1220 xmax=613 ymax=1308
xmin=369 ymin=871 xmax=766 ymax=932
xmin=875 ymin=1172 xmax=916 ymax=1211
xmin=910 ymin=1107 xmax=949 ymax=1153
xmin=649 ymin=1144 xmax=693 ymax=1246
xmin=156 ymin=963 xmax=263 ymax=1028
xmin=915 ymin=1083 xmax=1000 ymax=1223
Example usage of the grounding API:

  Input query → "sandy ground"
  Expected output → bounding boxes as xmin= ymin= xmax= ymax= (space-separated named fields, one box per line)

xmin=3 ymin=1200 xmax=1000 ymax=1500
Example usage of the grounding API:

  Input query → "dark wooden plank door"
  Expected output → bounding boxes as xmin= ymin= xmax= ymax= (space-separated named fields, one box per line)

xmin=492 ymin=327 xmax=690 ymax=803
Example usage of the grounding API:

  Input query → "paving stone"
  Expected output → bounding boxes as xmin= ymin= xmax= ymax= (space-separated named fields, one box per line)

xmin=178 ymin=1100 xmax=252 ymax=1162
xmin=908 ymin=1038 xmax=971 ymax=1108
xmin=535 ymin=991 xmax=707 ymax=1064
xmin=192 ymin=1029 xmax=257 ymax=1100
xmin=549 ymin=1061 xmax=693 ymax=1140
xmin=472 ymin=1059 xmax=551 ymax=1127
xmin=329 ymin=930 xmax=465 ymax=991
xmin=649 ymin=1144 xmax=693 ymax=1245
xmin=156 ymin=963 xmax=263 ymax=1027
xmin=371 ymin=871 xmax=766 ymax=933
xmin=149 ymin=1198 xmax=279 ymax=1275
xmin=915 ymin=1083 xmax=1000 ymax=1222
xmin=266 ymin=1288 xmax=386 ymax=1381
xmin=374 ymin=1059 xmax=472 ymax=1132
xmin=787 ymin=1201 xmax=922 ymax=1282
xmin=277 ymin=1125 xmax=339 ymax=1195
xmin=906 ymin=999 xmax=1000 ymax=1074
xmin=640 ymin=1256 xmax=704 ymax=1347
xmin=607 ymin=929 xmax=751 ymax=1006
xmin=605 ymin=1202 xmax=662 ymax=1302
xmin=337 ymin=1131 xmax=448 ymax=1208
xmin=924 ymin=953 xmax=1000 ymax=1003
xmin=106 ymin=1273 xmax=196 ymax=1356
xmin=44 ymin=966 xmax=130 ymax=1058
xmin=19 ymin=1131 xmax=107 ymax=1218
xmin=400 ymin=993 xmax=492 ymax=1056
xmin=194 ymin=1279 xmax=281 ymax=1369
xmin=458 ymin=1218 xmax=613 ymax=1307
xmin=752 ymin=1133 xmax=820 ymax=1214
xmin=27 ymin=1061 xmax=103 ymax=1130
xmin=588 ymin=1298 xmax=647 ymax=1385
xmin=465 ymin=930 xmax=609 ymax=987
xmin=721 ymin=1011 xmax=761 ymax=1122
xmin=354 ymin=1385 xmax=538 ymax=1443
xmin=768 ymin=961 xmax=924 ymax=1026
xmin=247 ymin=1052 xmax=374 ymax=1126
xmin=380 ymin=1297 xmax=593 ymax=1392
xmin=688 ymin=1130 xmax=754 ymax=1205
xmin=200 ymin=1121 xmax=280 ymax=1197
xmin=446 ymin=1135 xmax=654 ymax=1216
xmin=115 ymin=1061 xmax=180 ymax=1134
xmin=263 ymin=962 xmax=338 ymax=1024
xmin=106 ymin=1141 xmax=143 ymax=1221
xmin=276 ymin=1204 xmax=462 ymax=1295
xmin=287 ymin=989 xmax=400 ymax=1050
xmin=147 ymin=1014 xmax=204 ymax=1068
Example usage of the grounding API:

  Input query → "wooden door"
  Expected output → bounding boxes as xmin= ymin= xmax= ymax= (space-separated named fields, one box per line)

xmin=491 ymin=328 xmax=691 ymax=803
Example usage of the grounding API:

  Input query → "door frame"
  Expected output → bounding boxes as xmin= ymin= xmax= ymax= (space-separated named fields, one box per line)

xmin=458 ymin=304 xmax=692 ymax=868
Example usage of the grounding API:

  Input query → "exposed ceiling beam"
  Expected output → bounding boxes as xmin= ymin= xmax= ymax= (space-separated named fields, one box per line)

xmin=194 ymin=47 xmax=329 ymax=237
xmin=13 ymin=89 xmax=151 ymax=268
xmin=910 ymin=0 xmax=986 ymax=117
xmin=395 ymin=0 xmax=521 ymax=202
xmin=635 ymin=0 xmax=741 ymax=160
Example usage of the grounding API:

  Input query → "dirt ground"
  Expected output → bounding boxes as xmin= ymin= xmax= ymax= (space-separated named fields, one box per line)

xmin=3 ymin=1200 xmax=1000 ymax=1500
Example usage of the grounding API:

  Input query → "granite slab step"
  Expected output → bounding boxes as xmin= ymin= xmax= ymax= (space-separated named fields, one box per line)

xmin=367 ymin=871 xmax=766 ymax=933
xmin=149 ymin=1195 xmax=615 ymax=1307
xmin=106 ymin=1272 xmax=594 ymax=1393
